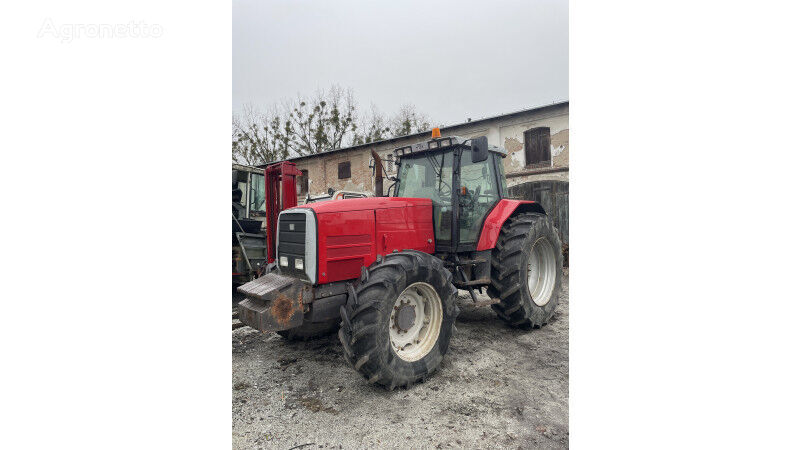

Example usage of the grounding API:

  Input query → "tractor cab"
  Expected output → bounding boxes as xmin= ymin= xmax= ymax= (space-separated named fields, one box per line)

xmin=392 ymin=132 xmax=508 ymax=252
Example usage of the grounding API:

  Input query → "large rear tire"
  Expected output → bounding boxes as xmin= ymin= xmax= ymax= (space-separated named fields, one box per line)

xmin=276 ymin=319 xmax=339 ymax=341
xmin=488 ymin=212 xmax=563 ymax=328
xmin=339 ymin=250 xmax=458 ymax=390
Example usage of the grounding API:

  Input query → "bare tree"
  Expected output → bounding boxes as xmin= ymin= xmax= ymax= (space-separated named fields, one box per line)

xmin=233 ymin=86 xmax=436 ymax=163
xmin=352 ymin=104 xmax=391 ymax=145
xmin=390 ymin=104 xmax=432 ymax=137
xmin=284 ymin=85 xmax=358 ymax=155
xmin=232 ymin=104 xmax=290 ymax=165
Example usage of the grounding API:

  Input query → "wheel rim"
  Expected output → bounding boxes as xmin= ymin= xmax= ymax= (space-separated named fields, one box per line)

xmin=389 ymin=282 xmax=443 ymax=362
xmin=527 ymin=237 xmax=557 ymax=307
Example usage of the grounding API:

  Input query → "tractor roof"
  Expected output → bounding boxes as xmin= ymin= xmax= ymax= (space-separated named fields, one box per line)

xmin=392 ymin=135 xmax=505 ymax=159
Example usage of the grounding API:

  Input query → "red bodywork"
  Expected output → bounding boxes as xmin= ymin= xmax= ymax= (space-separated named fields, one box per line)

xmin=277 ymin=196 xmax=539 ymax=284
xmin=476 ymin=199 xmax=538 ymax=251
xmin=265 ymin=162 xmax=301 ymax=263
xmin=297 ymin=197 xmax=436 ymax=284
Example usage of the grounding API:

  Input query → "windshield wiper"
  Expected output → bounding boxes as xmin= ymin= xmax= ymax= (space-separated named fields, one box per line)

xmin=425 ymin=152 xmax=448 ymax=191
xmin=426 ymin=153 xmax=441 ymax=178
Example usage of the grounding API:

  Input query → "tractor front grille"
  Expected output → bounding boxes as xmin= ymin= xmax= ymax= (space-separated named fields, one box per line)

xmin=276 ymin=210 xmax=316 ymax=283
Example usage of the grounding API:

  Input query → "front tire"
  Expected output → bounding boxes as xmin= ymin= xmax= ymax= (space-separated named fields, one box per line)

xmin=339 ymin=250 xmax=458 ymax=389
xmin=488 ymin=212 xmax=563 ymax=328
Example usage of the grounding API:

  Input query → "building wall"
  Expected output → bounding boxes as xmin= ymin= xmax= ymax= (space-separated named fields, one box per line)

xmin=498 ymin=108 xmax=569 ymax=187
xmin=292 ymin=103 xmax=569 ymax=198
xmin=298 ymin=148 xmax=374 ymax=198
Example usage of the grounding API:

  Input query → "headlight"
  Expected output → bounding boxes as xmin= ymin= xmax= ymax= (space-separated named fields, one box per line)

xmin=295 ymin=258 xmax=304 ymax=270
xmin=279 ymin=256 xmax=288 ymax=267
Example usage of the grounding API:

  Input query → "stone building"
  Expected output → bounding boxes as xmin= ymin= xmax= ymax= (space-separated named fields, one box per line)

xmin=268 ymin=101 xmax=568 ymax=243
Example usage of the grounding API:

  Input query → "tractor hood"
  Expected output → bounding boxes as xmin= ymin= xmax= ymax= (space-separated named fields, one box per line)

xmin=295 ymin=196 xmax=433 ymax=213
xmin=280 ymin=196 xmax=435 ymax=285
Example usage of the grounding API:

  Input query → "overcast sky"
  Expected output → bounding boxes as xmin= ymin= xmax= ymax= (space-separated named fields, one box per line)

xmin=233 ymin=0 xmax=568 ymax=126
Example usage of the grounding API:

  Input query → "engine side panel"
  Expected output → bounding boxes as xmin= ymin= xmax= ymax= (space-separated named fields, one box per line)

xmin=316 ymin=209 xmax=376 ymax=285
xmin=476 ymin=199 xmax=542 ymax=251
xmin=315 ymin=199 xmax=436 ymax=284
xmin=376 ymin=205 xmax=435 ymax=255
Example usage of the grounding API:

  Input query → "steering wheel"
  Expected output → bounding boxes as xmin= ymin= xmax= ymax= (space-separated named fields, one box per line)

xmin=474 ymin=185 xmax=498 ymax=203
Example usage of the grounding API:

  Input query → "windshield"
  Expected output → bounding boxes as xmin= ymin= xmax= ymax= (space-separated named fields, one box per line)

xmin=396 ymin=150 xmax=454 ymax=243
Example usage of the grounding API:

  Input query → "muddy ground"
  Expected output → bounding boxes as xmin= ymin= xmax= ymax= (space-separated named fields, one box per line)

xmin=232 ymin=270 xmax=568 ymax=449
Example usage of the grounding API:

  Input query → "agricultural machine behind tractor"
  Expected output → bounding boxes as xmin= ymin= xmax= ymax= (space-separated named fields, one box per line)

xmin=237 ymin=130 xmax=563 ymax=389
xmin=232 ymin=162 xmax=301 ymax=284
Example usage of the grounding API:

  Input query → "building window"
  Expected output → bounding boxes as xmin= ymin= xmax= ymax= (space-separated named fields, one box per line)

xmin=524 ymin=127 xmax=551 ymax=167
xmin=298 ymin=169 xmax=309 ymax=194
xmin=338 ymin=161 xmax=351 ymax=179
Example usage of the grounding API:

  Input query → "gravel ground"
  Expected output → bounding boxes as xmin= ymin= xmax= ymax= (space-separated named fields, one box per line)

xmin=232 ymin=270 xmax=568 ymax=449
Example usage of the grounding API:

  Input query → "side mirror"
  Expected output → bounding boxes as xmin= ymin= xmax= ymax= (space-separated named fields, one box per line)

xmin=471 ymin=136 xmax=489 ymax=163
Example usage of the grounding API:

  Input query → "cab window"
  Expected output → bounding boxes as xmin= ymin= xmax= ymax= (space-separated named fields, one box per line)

xmin=250 ymin=173 xmax=266 ymax=214
xmin=458 ymin=151 xmax=500 ymax=244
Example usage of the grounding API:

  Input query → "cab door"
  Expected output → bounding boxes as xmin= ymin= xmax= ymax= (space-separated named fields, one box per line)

xmin=457 ymin=151 xmax=501 ymax=245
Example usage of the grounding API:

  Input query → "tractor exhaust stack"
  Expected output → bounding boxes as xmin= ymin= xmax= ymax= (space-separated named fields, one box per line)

xmin=371 ymin=150 xmax=384 ymax=196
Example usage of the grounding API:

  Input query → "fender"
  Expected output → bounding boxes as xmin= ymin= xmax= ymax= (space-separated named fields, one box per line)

xmin=476 ymin=199 xmax=547 ymax=251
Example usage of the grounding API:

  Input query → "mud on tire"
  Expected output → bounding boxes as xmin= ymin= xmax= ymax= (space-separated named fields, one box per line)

xmin=339 ymin=250 xmax=458 ymax=390
xmin=488 ymin=212 xmax=563 ymax=328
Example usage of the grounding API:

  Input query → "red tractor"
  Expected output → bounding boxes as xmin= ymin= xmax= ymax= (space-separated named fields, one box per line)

xmin=237 ymin=131 xmax=563 ymax=389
